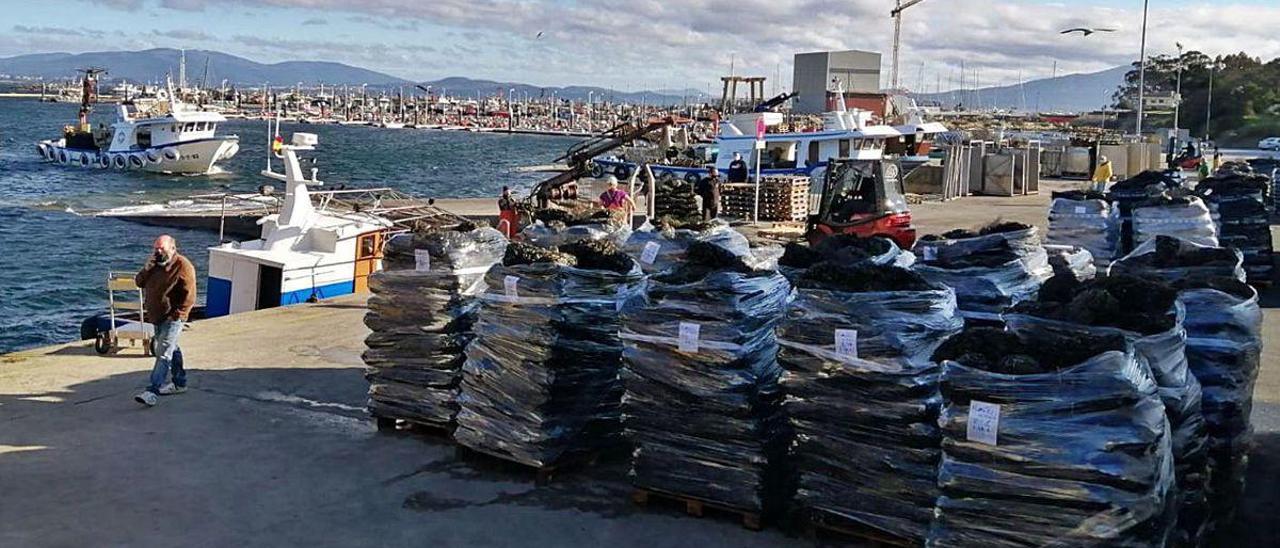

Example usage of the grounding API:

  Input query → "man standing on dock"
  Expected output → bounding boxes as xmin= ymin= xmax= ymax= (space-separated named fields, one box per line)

xmin=497 ymin=186 xmax=519 ymax=238
xmin=696 ymin=167 xmax=722 ymax=220
xmin=134 ymin=235 xmax=197 ymax=407
xmin=727 ymin=152 xmax=749 ymax=183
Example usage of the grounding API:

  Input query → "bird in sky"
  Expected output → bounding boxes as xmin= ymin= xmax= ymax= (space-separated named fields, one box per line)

xmin=1060 ymin=27 xmax=1116 ymax=36
xmin=535 ymin=31 xmax=544 ymax=39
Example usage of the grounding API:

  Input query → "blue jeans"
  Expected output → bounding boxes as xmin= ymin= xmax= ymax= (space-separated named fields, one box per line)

xmin=148 ymin=320 xmax=186 ymax=393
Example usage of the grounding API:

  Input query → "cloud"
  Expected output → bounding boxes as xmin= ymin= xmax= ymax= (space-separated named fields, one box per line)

xmin=56 ymin=0 xmax=1280 ymax=89
xmin=301 ymin=17 xmax=328 ymax=26
xmin=12 ymin=25 xmax=107 ymax=39
xmin=150 ymin=29 xmax=213 ymax=41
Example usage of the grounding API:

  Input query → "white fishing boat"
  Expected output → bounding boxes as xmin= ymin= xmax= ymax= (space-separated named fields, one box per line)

xmin=35 ymin=73 xmax=239 ymax=175
xmin=205 ymin=125 xmax=392 ymax=317
xmin=592 ymin=85 xmax=947 ymax=185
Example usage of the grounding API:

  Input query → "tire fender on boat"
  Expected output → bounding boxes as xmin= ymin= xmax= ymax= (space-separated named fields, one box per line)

xmin=57 ymin=149 xmax=69 ymax=164
xmin=98 ymin=153 xmax=111 ymax=168
xmin=683 ymin=172 xmax=700 ymax=185
xmin=145 ymin=149 xmax=161 ymax=164
xmin=613 ymin=164 xmax=631 ymax=179
xmin=112 ymin=154 xmax=127 ymax=169
xmin=79 ymin=153 xmax=91 ymax=168
xmin=590 ymin=162 xmax=605 ymax=179
xmin=36 ymin=143 xmax=48 ymax=160
xmin=129 ymin=153 xmax=146 ymax=169
xmin=162 ymin=147 xmax=180 ymax=161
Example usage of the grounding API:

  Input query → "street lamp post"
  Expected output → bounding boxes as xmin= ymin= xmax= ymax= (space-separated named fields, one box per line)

xmin=1135 ymin=0 xmax=1150 ymax=135
xmin=1173 ymin=43 xmax=1184 ymax=132
xmin=1205 ymin=59 xmax=1217 ymax=140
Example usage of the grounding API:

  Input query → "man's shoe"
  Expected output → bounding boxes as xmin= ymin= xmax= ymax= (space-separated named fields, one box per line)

xmin=157 ymin=383 xmax=187 ymax=395
xmin=135 ymin=391 xmax=158 ymax=407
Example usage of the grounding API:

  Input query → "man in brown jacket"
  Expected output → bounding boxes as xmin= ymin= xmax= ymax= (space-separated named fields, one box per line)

xmin=134 ymin=235 xmax=197 ymax=407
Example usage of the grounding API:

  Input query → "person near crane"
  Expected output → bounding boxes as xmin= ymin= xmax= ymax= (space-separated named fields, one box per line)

xmin=497 ymin=186 xmax=519 ymax=238
xmin=599 ymin=176 xmax=636 ymax=224
xmin=696 ymin=167 xmax=723 ymax=220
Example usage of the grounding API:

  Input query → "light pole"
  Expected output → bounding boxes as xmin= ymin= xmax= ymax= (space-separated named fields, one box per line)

xmin=1135 ymin=0 xmax=1150 ymax=135
xmin=1173 ymin=43 xmax=1184 ymax=132
xmin=1205 ymin=58 xmax=1217 ymax=140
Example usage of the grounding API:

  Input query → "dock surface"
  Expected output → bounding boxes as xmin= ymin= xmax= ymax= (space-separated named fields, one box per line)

xmin=3 ymin=182 xmax=1278 ymax=546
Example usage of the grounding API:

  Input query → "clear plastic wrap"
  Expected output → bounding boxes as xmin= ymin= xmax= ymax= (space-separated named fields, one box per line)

xmin=1004 ymin=310 xmax=1209 ymax=545
xmin=777 ymin=285 xmax=962 ymax=543
xmin=1109 ymin=236 xmax=1246 ymax=283
xmin=454 ymin=259 xmax=645 ymax=467
xmin=1132 ymin=196 xmax=1219 ymax=248
xmin=1047 ymin=197 xmax=1118 ymax=267
xmin=930 ymin=343 xmax=1177 ymax=547
xmin=620 ymin=267 xmax=792 ymax=513
xmin=1045 ymin=244 xmax=1098 ymax=281
xmin=913 ymin=227 xmax=1052 ymax=321
xmin=520 ymin=220 xmax=632 ymax=248
xmin=1178 ymin=287 xmax=1263 ymax=525
xmin=363 ymin=227 xmax=508 ymax=428
xmin=621 ymin=220 xmax=750 ymax=275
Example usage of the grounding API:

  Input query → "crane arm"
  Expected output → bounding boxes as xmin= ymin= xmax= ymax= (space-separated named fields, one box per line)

xmin=891 ymin=0 xmax=927 ymax=16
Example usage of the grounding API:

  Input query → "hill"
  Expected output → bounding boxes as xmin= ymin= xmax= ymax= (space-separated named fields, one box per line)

xmin=912 ymin=65 xmax=1128 ymax=113
xmin=0 ymin=48 xmax=408 ymax=86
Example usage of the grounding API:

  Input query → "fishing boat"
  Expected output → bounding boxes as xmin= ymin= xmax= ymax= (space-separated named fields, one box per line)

xmin=591 ymin=91 xmax=947 ymax=185
xmin=35 ymin=71 xmax=240 ymax=175
xmin=204 ymin=125 xmax=392 ymax=317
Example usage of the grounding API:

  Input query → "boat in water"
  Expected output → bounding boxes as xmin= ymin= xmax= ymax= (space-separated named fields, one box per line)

xmin=35 ymin=70 xmax=240 ymax=175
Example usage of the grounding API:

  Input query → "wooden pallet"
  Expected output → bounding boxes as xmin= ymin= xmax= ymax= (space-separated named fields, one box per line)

xmin=631 ymin=488 xmax=763 ymax=530
xmin=800 ymin=509 xmax=916 ymax=547
xmin=453 ymin=444 xmax=601 ymax=486
xmin=372 ymin=413 xmax=454 ymax=440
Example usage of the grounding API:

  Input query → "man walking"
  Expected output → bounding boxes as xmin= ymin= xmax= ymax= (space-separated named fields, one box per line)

xmin=696 ymin=166 xmax=722 ymax=220
xmin=134 ymin=235 xmax=197 ymax=407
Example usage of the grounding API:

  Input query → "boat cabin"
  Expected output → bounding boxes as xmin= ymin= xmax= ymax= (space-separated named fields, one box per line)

xmin=109 ymin=102 xmax=226 ymax=152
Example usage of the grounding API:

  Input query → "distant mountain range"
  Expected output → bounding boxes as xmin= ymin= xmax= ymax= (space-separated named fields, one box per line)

xmin=0 ymin=48 xmax=409 ymax=86
xmin=0 ymin=48 xmax=708 ymax=105
xmin=912 ymin=65 xmax=1128 ymax=113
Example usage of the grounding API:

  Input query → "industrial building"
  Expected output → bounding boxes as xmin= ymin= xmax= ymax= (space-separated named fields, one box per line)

xmin=791 ymin=50 xmax=882 ymax=114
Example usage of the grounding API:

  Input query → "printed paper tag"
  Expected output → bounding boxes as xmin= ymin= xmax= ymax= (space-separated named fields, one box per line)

xmin=835 ymin=329 xmax=858 ymax=358
xmin=678 ymin=322 xmax=700 ymax=353
xmin=640 ymin=241 xmax=661 ymax=265
xmin=503 ymin=275 xmax=519 ymax=300
xmin=921 ymin=246 xmax=937 ymax=261
xmin=414 ymin=249 xmax=431 ymax=271
xmin=967 ymin=400 xmax=1001 ymax=446
xmin=1074 ymin=206 xmax=1087 ymax=214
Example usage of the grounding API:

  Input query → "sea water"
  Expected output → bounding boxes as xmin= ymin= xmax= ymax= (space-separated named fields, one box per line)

xmin=0 ymin=98 xmax=578 ymax=352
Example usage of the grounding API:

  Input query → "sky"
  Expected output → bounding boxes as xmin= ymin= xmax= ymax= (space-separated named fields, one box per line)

xmin=2 ymin=0 xmax=1279 ymax=93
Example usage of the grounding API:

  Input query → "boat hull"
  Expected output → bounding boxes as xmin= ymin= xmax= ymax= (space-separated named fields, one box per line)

xmin=35 ymin=137 xmax=239 ymax=175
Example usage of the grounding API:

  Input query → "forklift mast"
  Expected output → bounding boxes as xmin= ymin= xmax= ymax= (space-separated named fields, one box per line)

xmin=807 ymin=157 xmax=916 ymax=249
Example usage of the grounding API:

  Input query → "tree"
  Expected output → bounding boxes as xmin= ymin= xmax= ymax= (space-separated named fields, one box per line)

xmin=1111 ymin=51 xmax=1280 ymax=139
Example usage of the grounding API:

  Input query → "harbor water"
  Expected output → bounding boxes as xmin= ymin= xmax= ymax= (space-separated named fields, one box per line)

xmin=0 ymin=99 xmax=579 ymax=353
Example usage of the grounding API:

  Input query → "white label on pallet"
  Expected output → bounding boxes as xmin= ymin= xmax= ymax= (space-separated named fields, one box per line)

xmin=414 ymin=249 xmax=431 ymax=272
xmin=678 ymin=322 xmax=700 ymax=353
xmin=921 ymin=246 xmax=937 ymax=261
xmin=967 ymin=400 xmax=1001 ymax=446
xmin=835 ymin=329 xmax=858 ymax=358
xmin=640 ymin=241 xmax=661 ymax=265
xmin=503 ymin=275 xmax=519 ymax=300
xmin=1074 ymin=206 xmax=1088 ymax=214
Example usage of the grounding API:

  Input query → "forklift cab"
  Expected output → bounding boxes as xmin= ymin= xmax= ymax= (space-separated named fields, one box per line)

xmin=807 ymin=158 xmax=917 ymax=249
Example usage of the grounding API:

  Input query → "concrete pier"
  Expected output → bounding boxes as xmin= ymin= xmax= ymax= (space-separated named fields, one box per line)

xmin=2 ymin=182 xmax=1278 ymax=546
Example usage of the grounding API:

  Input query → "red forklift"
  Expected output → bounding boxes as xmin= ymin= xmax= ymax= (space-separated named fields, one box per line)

xmin=805 ymin=158 xmax=917 ymax=249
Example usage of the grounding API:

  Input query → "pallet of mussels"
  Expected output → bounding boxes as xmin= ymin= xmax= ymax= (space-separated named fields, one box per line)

xmin=720 ymin=175 xmax=810 ymax=222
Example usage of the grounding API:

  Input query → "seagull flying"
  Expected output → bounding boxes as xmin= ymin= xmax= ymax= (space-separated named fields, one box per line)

xmin=1060 ymin=27 xmax=1116 ymax=36
xmin=535 ymin=31 xmax=544 ymax=39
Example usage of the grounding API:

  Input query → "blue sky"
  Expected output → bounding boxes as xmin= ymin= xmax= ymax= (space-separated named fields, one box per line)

xmin=2 ymin=0 xmax=1278 ymax=92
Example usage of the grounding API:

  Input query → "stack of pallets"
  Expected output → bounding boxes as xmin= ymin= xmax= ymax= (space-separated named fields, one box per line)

xmin=720 ymin=176 xmax=810 ymax=222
